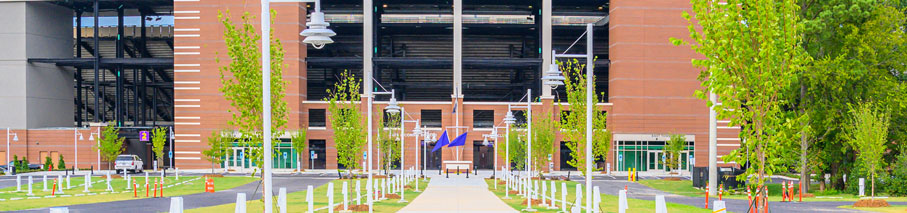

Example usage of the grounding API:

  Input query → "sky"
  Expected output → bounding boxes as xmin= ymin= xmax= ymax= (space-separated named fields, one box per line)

xmin=73 ymin=16 xmax=174 ymax=27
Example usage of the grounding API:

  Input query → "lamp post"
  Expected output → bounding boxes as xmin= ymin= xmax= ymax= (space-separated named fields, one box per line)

xmin=6 ymin=128 xmax=18 ymax=175
xmin=75 ymin=130 xmax=84 ymax=172
xmin=507 ymin=89 xmax=534 ymax=212
xmin=503 ymin=111 xmax=516 ymax=199
xmin=398 ymin=108 xmax=418 ymax=203
xmin=89 ymin=128 xmax=100 ymax=171
xmin=261 ymin=0 xmax=334 ymax=212
xmin=482 ymin=126 xmax=506 ymax=190
xmin=371 ymin=86 xmax=400 ymax=212
xmin=169 ymin=126 xmax=174 ymax=169
xmin=550 ymin=23 xmax=594 ymax=211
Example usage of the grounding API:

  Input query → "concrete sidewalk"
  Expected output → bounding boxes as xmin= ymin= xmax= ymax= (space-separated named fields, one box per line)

xmin=399 ymin=175 xmax=516 ymax=213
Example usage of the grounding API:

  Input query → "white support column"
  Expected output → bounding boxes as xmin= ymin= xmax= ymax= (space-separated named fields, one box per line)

xmin=708 ymin=91 xmax=718 ymax=195
xmin=364 ymin=0 xmax=374 ymax=212
xmin=584 ymin=23 xmax=594 ymax=211
xmin=541 ymin=0 xmax=553 ymax=97
xmin=260 ymin=0 xmax=273 ymax=212
xmin=453 ymin=0 xmax=462 ymax=97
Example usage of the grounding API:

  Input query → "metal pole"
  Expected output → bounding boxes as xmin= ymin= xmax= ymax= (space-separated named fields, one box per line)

xmin=260 ymin=0 xmax=274 ymax=211
xmin=505 ymin=121 xmax=510 ymax=199
xmin=399 ymin=107 xmax=405 ymax=202
xmin=584 ymin=23 xmax=594 ymax=212
xmin=97 ymin=127 xmax=100 ymax=171
xmin=169 ymin=126 xmax=174 ymax=169
xmin=74 ymin=129 xmax=79 ymax=172
xmin=364 ymin=0 xmax=374 ymax=210
xmin=526 ymin=89 xmax=533 ymax=211
xmin=6 ymin=128 xmax=10 ymax=174
xmin=708 ymin=90 xmax=718 ymax=196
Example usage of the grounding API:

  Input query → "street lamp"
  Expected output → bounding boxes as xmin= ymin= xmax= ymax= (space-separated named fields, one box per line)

xmin=75 ymin=130 xmax=84 ymax=172
xmin=87 ymin=131 xmax=101 ymax=171
xmin=551 ymin=23 xmax=594 ymax=211
xmin=261 ymin=0 xmax=334 ymax=212
xmin=6 ymin=128 xmax=19 ymax=175
xmin=505 ymin=90 xmax=534 ymax=212
xmin=371 ymin=84 xmax=399 ymax=212
xmin=503 ymin=110 xmax=516 ymax=199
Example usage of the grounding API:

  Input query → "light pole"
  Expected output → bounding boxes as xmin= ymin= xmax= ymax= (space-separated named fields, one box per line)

xmin=398 ymin=107 xmax=418 ymax=203
xmin=507 ymin=89 xmax=534 ymax=212
xmin=6 ymin=128 xmax=18 ymax=175
xmin=503 ymin=111 xmax=516 ymax=199
xmin=75 ymin=130 xmax=85 ymax=172
xmin=483 ymin=126 xmax=507 ymax=189
xmin=89 ymin=128 xmax=100 ymax=171
xmin=371 ymin=85 xmax=400 ymax=211
xmin=261 ymin=0 xmax=334 ymax=212
xmin=169 ymin=126 xmax=174 ymax=169
xmin=550 ymin=23 xmax=594 ymax=211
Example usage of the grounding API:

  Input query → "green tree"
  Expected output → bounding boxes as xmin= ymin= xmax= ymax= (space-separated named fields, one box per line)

xmin=845 ymin=103 xmax=889 ymax=199
xmin=43 ymin=156 xmax=53 ymax=171
xmin=96 ymin=122 xmax=126 ymax=169
xmin=673 ymin=1 xmax=809 ymax=200
xmin=500 ymin=125 xmax=527 ymax=171
xmin=290 ymin=130 xmax=307 ymax=172
xmin=798 ymin=0 xmax=907 ymax=192
xmin=531 ymin=109 xmax=556 ymax=173
xmin=57 ymin=154 xmax=66 ymax=170
xmin=151 ymin=127 xmax=167 ymax=169
xmin=377 ymin=109 xmax=401 ymax=172
xmin=217 ymin=10 xmax=289 ymax=177
xmin=203 ymin=130 xmax=232 ymax=174
xmin=664 ymin=134 xmax=685 ymax=172
xmin=326 ymin=70 xmax=366 ymax=177
xmin=556 ymin=58 xmax=610 ymax=176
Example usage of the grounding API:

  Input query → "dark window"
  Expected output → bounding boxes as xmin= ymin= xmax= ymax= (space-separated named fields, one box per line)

xmin=422 ymin=110 xmax=442 ymax=128
xmin=308 ymin=140 xmax=326 ymax=169
xmin=560 ymin=110 xmax=572 ymax=122
xmin=309 ymin=109 xmax=326 ymax=127
xmin=473 ymin=110 xmax=494 ymax=129
xmin=560 ymin=141 xmax=576 ymax=171
xmin=512 ymin=110 xmax=527 ymax=126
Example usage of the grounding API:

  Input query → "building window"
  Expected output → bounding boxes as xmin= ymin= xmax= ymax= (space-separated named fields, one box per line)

xmin=473 ymin=110 xmax=494 ymax=129
xmin=422 ymin=110 xmax=442 ymax=128
xmin=309 ymin=109 xmax=326 ymax=127
xmin=512 ymin=110 xmax=527 ymax=126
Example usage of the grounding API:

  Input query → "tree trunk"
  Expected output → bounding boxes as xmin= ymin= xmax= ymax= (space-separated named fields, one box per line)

xmin=799 ymin=83 xmax=810 ymax=194
xmin=871 ymin=173 xmax=875 ymax=199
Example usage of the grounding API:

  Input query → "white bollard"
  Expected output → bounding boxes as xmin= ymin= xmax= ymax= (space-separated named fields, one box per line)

xmin=145 ymin=172 xmax=149 ymax=185
xmin=356 ymin=180 xmax=362 ymax=205
xmin=561 ymin=182 xmax=567 ymax=213
xmin=27 ymin=175 xmax=34 ymax=196
xmin=43 ymin=175 xmax=48 ymax=191
xmin=712 ymin=200 xmax=727 ymax=213
xmin=83 ymin=174 xmax=90 ymax=193
xmin=16 ymin=175 xmax=21 ymax=192
xmin=541 ymin=180 xmax=547 ymax=207
xmin=106 ymin=171 xmax=113 ymax=192
xmin=125 ymin=174 xmax=131 ymax=190
xmin=618 ymin=190 xmax=629 ymax=213
xmin=573 ymin=184 xmax=583 ymax=212
xmin=342 ymin=182 xmax=349 ymax=211
xmin=381 ymin=179 xmax=387 ymax=199
xmin=327 ymin=182 xmax=334 ymax=213
xmin=548 ymin=181 xmax=558 ymax=209
xmin=306 ymin=185 xmax=314 ymax=213
xmin=170 ymin=197 xmax=184 ymax=213
xmin=66 ymin=175 xmax=71 ymax=189
xmin=534 ymin=180 xmax=540 ymax=201
xmin=87 ymin=173 xmax=92 ymax=187
xmin=235 ymin=193 xmax=246 ymax=213
xmin=593 ymin=186 xmax=601 ymax=212
xmin=655 ymin=195 xmax=667 ymax=213
xmin=57 ymin=174 xmax=64 ymax=194
xmin=278 ymin=187 xmax=287 ymax=213
xmin=176 ymin=168 xmax=180 ymax=180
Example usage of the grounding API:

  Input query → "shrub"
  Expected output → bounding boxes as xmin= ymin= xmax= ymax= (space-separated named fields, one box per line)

xmin=43 ymin=156 xmax=53 ymax=171
xmin=57 ymin=154 xmax=66 ymax=170
xmin=887 ymin=152 xmax=907 ymax=196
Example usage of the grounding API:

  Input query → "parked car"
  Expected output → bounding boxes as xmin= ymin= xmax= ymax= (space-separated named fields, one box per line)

xmin=114 ymin=155 xmax=144 ymax=174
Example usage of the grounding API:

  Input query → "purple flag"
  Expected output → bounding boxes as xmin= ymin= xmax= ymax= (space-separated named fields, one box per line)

xmin=431 ymin=131 xmax=450 ymax=152
xmin=446 ymin=132 xmax=468 ymax=147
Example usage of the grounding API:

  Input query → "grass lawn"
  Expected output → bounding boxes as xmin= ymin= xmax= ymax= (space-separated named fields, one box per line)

xmin=637 ymin=180 xmax=907 ymax=202
xmin=485 ymin=179 xmax=710 ymax=213
xmin=186 ymin=178 xmax=427 ymax=212
xmin=0 ymin=175 xmax=256 ymax=211
xmin=838 ymin=205 xmax=907 ymax=212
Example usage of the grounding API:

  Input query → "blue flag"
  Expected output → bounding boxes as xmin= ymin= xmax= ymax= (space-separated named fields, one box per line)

xmin=447 ymin=132 xmax=468 ymax=147
xmin=431 ymin=131 xmax=450 ymax=152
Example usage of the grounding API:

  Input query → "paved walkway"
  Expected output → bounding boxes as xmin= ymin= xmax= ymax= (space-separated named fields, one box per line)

xmin=399 ymin=175 xmax=516 ymax=213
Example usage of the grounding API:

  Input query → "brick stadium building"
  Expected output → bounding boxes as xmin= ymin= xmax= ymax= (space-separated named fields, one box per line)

xmin=0 ymin=0 xmax=741 ymax=173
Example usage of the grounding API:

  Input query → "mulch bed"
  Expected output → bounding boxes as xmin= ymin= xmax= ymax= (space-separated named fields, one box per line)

xmin=508 ymin=190 xmax=519 ymax=195
xmin=404 ymin=185 xmax=413 ymax=189
xmin=663 ymin=177 xmax=683 ymax=181
xmin=374 ymin=175 xmax=387 ymax=178
xmin=110 ymin=175 xmax=122 ymax=178
xmin=203 ymin=174 xmax=224 ymax=178
xmin=385 ymin=194 xmax=401 ymax=199
xmin=334 ymin=204 xmax=371 ymax=212
xmin=498 ymin=181 xmax=506 ymax=185
xmin=521 ymin=199 xmax=542 ymax=205
xmin=853 ymin=199 xmax=890 ymax=207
